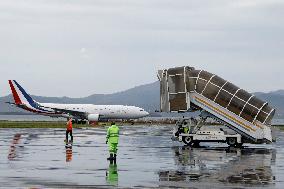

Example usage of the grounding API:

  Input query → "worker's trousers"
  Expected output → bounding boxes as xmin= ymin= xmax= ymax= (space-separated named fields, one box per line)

xmin=66 ymin=130 xmax=73 ymax=142
xmin=108 ymin=143 xmax=118 ymax=154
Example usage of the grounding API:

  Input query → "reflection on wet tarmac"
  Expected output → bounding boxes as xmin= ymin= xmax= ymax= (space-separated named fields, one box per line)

xmin=159 ymin=146 xmax=276 ymax=186
xmin=8 ymin=134 xmax=21 ymax=160
xmin=106 ymin=163 xmax=118 ymax=186
xmin=65 ymin=147 xmax=73 ymax=162
xmin=0 ymin=126 xmax=282 ymax=188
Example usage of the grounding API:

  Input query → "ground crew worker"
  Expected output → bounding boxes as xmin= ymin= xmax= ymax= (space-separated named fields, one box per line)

xmin=183 ymin=125 xmax=189 ymax=134
xmin=66 ymin=118 xmax=73 ymax=143
xmin=106 ymin=122 xmax=119 ymax=161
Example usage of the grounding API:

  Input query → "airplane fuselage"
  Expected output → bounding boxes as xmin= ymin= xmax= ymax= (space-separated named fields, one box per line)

xmin=40 ymin=103 xmax=149 ymax=120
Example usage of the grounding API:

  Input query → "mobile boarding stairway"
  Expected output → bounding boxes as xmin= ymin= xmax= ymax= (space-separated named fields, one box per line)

xmin=157 ymin=66 xmax=275 ymax=147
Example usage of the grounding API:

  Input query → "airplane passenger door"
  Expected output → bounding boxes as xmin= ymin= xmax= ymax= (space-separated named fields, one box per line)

xmin=158 ymin=67 xmax=191 ymax=112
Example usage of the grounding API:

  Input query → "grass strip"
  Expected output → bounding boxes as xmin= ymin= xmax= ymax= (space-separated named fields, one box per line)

xmin=0 ymin=121 xmax=105 ymax=128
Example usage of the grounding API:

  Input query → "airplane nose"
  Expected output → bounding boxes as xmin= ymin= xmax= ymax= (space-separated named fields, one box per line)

xmin=144 ymin=111 xmax=149 ymax=117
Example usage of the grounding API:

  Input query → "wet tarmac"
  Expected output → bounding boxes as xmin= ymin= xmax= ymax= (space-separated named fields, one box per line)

xmin=0 ymin=125 xmax=283 ymax=188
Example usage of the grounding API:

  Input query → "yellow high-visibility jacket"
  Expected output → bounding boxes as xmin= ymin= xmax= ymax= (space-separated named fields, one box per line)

xmin=107 ymin=125 xmax=119 ymax=144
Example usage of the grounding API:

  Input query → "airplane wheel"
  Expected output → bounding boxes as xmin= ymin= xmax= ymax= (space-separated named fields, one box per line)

xmin=182 ymin=136 xmax=193 ymax=146
xmin=227 ymin=137 xmax=237 ymax=147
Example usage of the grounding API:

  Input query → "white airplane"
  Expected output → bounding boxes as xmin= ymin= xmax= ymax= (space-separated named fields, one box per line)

xmin=7 ymin=80 xmax=149 ymax=123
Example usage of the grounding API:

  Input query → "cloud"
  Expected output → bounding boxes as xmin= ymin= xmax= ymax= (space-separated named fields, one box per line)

xmin=80 ymin=48 xmax=86 ymax=53
xmin=79 ymin=47 xmax=91 ymax=59
xmin=0 ymin=0 xmax=283 ymax=97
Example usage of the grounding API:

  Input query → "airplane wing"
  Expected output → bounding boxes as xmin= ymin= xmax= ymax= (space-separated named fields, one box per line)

xmin=39 ymin=105 xmax=88 ymax=119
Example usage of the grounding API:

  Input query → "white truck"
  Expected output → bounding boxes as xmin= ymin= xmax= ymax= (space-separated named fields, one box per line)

xmin=173 ymin=118 xmax=242 ymax=147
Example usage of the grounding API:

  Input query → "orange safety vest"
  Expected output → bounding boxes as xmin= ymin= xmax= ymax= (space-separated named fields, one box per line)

xmin=67 ymin=120 xmax=72 ymax=131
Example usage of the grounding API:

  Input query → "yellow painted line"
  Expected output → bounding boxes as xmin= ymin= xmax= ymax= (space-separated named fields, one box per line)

xmin=195 ymin=97 xmax=256 ymax=132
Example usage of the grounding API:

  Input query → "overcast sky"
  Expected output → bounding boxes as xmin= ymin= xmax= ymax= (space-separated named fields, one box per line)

xmin=0 ymin=0 xmax=283 ymax=97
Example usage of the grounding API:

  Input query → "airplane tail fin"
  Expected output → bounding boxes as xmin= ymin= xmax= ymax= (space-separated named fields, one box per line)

xmin=8 ymin=80 xmax=36 ymax=106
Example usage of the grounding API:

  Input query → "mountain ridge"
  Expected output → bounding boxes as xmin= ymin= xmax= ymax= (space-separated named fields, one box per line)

xmin=1 ymin=81 xmax=284 ymax=118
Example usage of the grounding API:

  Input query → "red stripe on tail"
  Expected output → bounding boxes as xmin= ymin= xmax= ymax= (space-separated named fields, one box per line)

xmin=8 ymin=80 xmax=22 ymax=105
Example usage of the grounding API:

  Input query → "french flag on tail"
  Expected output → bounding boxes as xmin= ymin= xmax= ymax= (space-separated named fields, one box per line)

xmin=8 ymin=80 xmax=53 ymax=114
xmin=8 ymin=80 xmax=23 ymax=105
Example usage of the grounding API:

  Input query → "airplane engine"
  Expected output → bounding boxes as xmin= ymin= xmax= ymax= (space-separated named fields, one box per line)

xmin=87 ymin=114 xmax=99 ymax=122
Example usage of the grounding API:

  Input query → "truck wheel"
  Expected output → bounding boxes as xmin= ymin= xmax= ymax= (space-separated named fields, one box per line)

xmin=192 ymin=142 xmax=200 ymax=147
xmin=182 ymin=136 xmax=193 ymax=146
xmin=227 ymin=137 xmax=237 ymax=147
